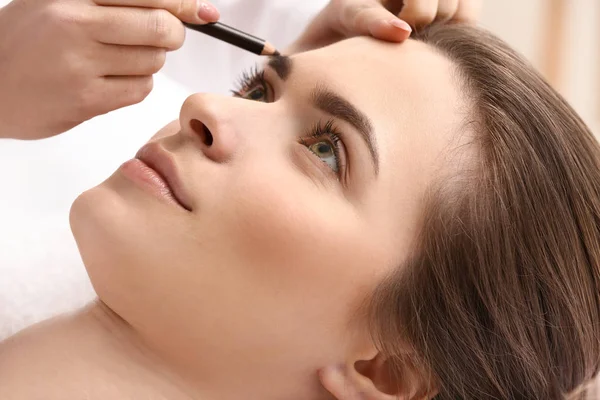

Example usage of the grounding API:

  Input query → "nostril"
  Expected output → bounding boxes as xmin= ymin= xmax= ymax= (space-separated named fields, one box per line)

xmin=190 ymin=119 xmax=213 ymax=146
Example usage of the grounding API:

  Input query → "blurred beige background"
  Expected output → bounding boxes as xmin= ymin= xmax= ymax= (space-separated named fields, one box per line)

xmin=480 ymin=0 xmax=599 ymax=136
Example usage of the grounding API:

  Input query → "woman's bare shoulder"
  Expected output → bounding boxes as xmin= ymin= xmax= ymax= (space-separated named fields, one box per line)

xmin=0 ymin=306 xmax=183 ymax=400
xmin=0 ymin=311 xmax=118 ymax=399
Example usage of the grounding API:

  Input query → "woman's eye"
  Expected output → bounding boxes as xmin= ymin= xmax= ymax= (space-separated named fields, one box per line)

xmin=307 ymin=141 xmax=338 ymax=172
xmin=243 ymin=86 xmax=267 ymax=102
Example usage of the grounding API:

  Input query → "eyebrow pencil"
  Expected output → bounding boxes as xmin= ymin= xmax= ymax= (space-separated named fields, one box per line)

xmin=183 ymin=22 xmax=280 ymax=56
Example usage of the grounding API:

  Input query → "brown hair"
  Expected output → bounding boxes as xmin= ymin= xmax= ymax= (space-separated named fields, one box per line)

xmin=370 ymin=24 xmax=600 ymax=399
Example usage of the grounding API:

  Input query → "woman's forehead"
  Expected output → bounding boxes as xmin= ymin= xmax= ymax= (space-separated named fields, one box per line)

xmin=287 ymin=37 xmax=463 ymax=121
xmin=290 ymin=36 xmax=450 ymax=82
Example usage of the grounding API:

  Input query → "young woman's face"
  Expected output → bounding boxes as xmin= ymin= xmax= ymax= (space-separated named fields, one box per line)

xmin=70 ymin=36 xmax=467 ymax=397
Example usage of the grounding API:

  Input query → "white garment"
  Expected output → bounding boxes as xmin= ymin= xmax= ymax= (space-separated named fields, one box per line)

xmin=0 ymin=0 xmax=327 ymax=340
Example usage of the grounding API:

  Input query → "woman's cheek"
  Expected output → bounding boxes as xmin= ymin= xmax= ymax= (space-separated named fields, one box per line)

xmin=224 ymin=170 xmax=356 ymax=271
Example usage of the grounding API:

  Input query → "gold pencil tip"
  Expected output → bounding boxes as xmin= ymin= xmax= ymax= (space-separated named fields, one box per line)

xmin=261 ymin=42 xmax=279 ymax=56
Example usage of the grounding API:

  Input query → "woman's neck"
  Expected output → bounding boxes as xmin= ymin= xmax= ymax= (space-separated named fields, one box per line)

xmin=0 ymin=300 xmax=202 ymax=400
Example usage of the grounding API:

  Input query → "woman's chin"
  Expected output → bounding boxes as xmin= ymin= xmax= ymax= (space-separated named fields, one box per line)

xmin=68 ymin=174 xmax=196 ymax=320
xmin=69 ymin=176 xmax=131 ymax=249
xmin=69 ymin=177 xmax=155 ymax=291
xmin=70 ymin=181 xmax=130 ymax=258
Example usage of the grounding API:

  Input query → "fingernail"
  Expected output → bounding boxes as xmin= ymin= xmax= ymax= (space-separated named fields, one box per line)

xmin=389 ymin=18 xmax=412 ymax=33
xmin=197 ymin=0 xmax=220 ymax=23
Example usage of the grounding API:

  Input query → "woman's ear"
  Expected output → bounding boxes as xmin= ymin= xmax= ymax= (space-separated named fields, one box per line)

xmin=318 ymin=353 xmax=438 ymax=400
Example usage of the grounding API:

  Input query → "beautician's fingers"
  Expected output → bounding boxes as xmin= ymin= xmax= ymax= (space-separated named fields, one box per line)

xmin=392 ymin=0 xmax=481 ymax=27
xmin=434 ymin=0 xmax=459 ymax=22
xmin=453 ymin=0 xmax=483 ymax=23
xmin=92 ymin=0 xmax=219 ymax=25
xmin=285 ymin=0 xmax=412 ymax=54
xmin=397 ymin=0 xmax=438 ymax=28
xmin=86 ymin=76 xmax=155 ymax=118
xmin=100 ymin=45 xmax=167 ymax=76
xmin=0 ymin=0 xmax=194 ymax=140
xmin=91 ymin=6 xmax=186 ymax=50
xmin=288 ymin=0 xmax=483 ymax=54
xmin=334 ymin=0 xmax=412 ymax=42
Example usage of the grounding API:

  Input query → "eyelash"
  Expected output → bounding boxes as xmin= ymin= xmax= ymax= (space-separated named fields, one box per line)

xmin=301 ymin=120 xmax=345 ymax=177
xmin=231 ymin=65 xmax=266 ymax=98
xmin=232 ymin=66 xmax=346 ymax=179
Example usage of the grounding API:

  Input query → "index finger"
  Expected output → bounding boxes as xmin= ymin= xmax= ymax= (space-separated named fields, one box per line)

xmin=453 ymin=0 xmax=482 ymax=23
xmin=336 ymin=0 xmax=412 ymax=43
xmin=93 ymin=0 xmax=220 ymax=24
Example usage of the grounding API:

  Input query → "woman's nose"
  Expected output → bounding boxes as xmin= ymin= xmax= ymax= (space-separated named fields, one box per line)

xmin=178 ymin=93 xmax=240 ymax=163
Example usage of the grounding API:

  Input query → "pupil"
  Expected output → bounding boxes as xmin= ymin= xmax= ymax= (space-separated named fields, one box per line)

xmin=250 ymin=89 xmax=264 ymax=100
xmin=317 ymin=143 xmax=331 ymax=154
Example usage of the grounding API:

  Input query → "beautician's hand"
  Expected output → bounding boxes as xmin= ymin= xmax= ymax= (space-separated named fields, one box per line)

xmin=0 ymin=0 xmax=219 ymax=140
xmin=288 ymin=0 xmax=482 ymax=53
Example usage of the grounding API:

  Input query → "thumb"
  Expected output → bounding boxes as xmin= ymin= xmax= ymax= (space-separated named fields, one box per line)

xmin=338 ymin=1 xmax=412 ymax=42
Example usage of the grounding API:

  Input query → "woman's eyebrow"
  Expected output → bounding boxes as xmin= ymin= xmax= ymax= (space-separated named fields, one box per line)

xmin=266 ymin=55 xmax=379 ymax=176
xmin=312 ymin=85 xmax=379 ymax=176
xmin=266 ymin=55 xmax=292 ymax=81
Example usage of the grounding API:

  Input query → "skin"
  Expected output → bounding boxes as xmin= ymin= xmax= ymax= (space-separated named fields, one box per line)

xmin=0 ymin=36 xmax=468 ymax=400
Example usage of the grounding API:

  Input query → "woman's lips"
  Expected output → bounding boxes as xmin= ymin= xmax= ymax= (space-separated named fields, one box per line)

xmin=119 ymin=142 xmax=192 ymax=211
